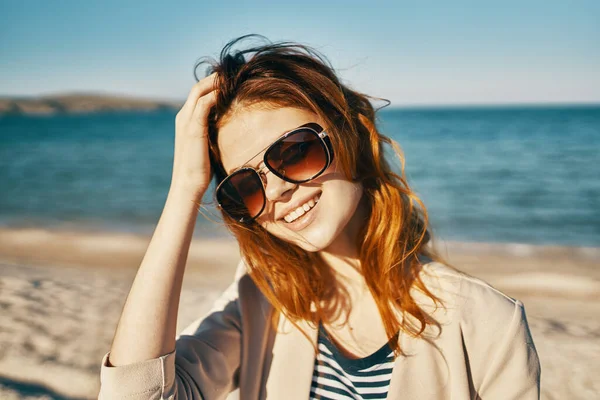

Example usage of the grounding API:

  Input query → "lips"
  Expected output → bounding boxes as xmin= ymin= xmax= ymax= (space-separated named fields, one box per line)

xmin=278 ymin=192 xmax=321 ymax=231
xmin=277 ymin=191 xmax=323 ymax=221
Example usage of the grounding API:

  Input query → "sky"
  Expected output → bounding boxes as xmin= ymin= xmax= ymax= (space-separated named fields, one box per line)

xmin=1 ymin=0 xmax=599 ymax=106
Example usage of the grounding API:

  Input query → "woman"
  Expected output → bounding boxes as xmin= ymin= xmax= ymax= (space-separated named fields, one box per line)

xmin=98 ymin=35 xmax=541 ymax=399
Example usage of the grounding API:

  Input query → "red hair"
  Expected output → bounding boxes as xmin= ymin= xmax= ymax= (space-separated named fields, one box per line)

xmin=197 ymin=34 xmax=461 ymax=356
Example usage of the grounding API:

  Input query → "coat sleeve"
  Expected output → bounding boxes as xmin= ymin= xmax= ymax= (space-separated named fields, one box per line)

xmin=477 ymin=299 xmax=541 ymax=399
xmin=98 ymin=259 xmax=249 ymax=400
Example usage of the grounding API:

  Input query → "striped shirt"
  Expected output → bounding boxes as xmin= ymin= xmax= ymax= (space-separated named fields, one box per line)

xmin=309 ymin=322 xmax=397 ymax=399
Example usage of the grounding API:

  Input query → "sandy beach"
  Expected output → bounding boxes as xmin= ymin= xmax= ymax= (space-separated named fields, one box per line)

xmin=0 ymin=227 xmax=598 ymax=399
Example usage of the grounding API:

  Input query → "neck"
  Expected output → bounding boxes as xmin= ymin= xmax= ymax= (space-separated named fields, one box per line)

xmin=317 ymin=193 xmax=370 ymax=299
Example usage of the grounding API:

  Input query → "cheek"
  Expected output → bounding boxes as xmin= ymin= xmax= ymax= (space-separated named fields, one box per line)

xmin=340 ymin=183 xmax=364 ymax=207
xmin=327 ymin=182 xmax=364 ymax=222
xmin=327 ymin=157 xmax=341 ymax=174
xmin=325 ymin=157 xmax=356 ymax=183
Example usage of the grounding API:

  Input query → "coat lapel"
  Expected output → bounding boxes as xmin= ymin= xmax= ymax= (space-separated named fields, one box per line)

xmin=262 ymin=310 xmax=444 ymax=400
xmin=264 ymin=311 xmax=319 ymax=400
xmin=385 ymin=329 xmax=451 ymax=399
xmin=386 ymin=265 xmax=455 ymax=400
xmin=261 ymin=261 xmax=454 ymax=400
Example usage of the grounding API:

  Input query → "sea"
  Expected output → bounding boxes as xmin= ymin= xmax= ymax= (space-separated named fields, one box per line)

xmin=0 ymin=105 xmax=598 ymax=247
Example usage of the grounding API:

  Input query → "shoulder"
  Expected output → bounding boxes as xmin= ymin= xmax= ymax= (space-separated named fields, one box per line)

xmin=418 ymin=261 xmax=541 ymax=394
xmin=416 ymin=260 xmax=522 ymax=329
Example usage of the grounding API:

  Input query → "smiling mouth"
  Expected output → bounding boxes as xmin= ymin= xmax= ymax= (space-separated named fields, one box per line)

xmin=278 ymin=191 xmax=322 ymax=223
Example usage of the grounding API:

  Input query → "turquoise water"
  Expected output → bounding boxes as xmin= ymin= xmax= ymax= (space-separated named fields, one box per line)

xmin=0 ymin=105 xmax=598 ymax=246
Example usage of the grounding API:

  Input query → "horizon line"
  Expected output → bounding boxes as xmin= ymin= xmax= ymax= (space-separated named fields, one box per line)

xmin=1 ymin=91 xmax=599 ymax=110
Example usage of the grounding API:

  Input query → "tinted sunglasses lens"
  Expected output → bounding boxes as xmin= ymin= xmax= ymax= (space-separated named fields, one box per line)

xmin=217 ymin=169 xmax=264 ymax=221
xmin=266 ymin=129 xmax=328 ymax=182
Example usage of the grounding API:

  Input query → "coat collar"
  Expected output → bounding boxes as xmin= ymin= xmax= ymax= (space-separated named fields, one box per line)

xmin=263 ymin=309 xmax=447 ymax=400
xmin=263 ymin=261 xmax=455 ymax=400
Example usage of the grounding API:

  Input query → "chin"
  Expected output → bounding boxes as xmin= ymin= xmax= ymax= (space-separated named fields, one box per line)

xmin=263 ymin=218 xmax=341 ymax=253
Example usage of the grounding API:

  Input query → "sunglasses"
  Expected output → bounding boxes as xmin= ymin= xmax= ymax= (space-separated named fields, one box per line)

xmin=215 ymin=122 xmax=334 ymax=223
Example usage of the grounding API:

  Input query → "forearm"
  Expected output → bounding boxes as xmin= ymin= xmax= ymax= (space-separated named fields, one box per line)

xmin=108 ymin=187 xmax=202 ymax=366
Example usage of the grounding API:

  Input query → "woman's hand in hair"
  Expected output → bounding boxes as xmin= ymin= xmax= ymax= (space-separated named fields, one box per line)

xmin=170 ymin=72 xmax=218 ymax=201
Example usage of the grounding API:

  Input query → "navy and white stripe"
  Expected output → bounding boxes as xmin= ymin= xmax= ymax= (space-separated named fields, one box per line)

xmin=309 ymin=322 xmax=397 ymax=399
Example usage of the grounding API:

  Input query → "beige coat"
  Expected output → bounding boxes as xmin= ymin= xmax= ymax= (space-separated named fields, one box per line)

xmin=98 ymin=259 xmax=541 ymax=399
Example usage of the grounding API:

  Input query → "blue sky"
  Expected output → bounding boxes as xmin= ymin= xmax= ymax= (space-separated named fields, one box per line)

xmin=1 ymin=0 xmax=599 ymax=106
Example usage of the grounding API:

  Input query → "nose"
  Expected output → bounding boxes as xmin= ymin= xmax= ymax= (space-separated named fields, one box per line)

xmin=261 ymin=170 xmax=296 ymax=203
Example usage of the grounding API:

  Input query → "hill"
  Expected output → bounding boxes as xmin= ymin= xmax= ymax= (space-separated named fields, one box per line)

xmin=0 ymin=94 xmax=182 ymax=115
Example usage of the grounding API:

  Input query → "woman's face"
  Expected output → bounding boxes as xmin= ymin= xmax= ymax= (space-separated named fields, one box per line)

xmin=217 ymin=104 xmax=365 ymax=253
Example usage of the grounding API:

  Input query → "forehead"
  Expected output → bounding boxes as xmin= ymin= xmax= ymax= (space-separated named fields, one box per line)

xmin=218 ymin=105 xmax=321 ymax=174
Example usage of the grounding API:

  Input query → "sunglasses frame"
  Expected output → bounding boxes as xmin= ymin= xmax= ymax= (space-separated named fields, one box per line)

xmin=215 ymin=122 xmax=333 ymax=223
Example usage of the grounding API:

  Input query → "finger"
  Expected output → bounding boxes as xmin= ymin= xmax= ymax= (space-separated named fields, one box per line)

xmin=183 ymin=72 xmax=218 ymax=110
xmin=192 ymin=90 xmax=218 ymax=128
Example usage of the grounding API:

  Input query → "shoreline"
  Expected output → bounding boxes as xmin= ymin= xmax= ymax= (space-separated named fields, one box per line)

xmin=1 ymin=225 xmax=597 ymax=263
xmin=1 ymin=225 xmax=598 ymax=294
xmin=0 ymin=226 xmax=240 ymax=277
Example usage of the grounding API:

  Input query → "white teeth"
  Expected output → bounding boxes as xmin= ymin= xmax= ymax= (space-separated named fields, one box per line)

xmin=283 ymin=193 xmax=321 ymax=223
